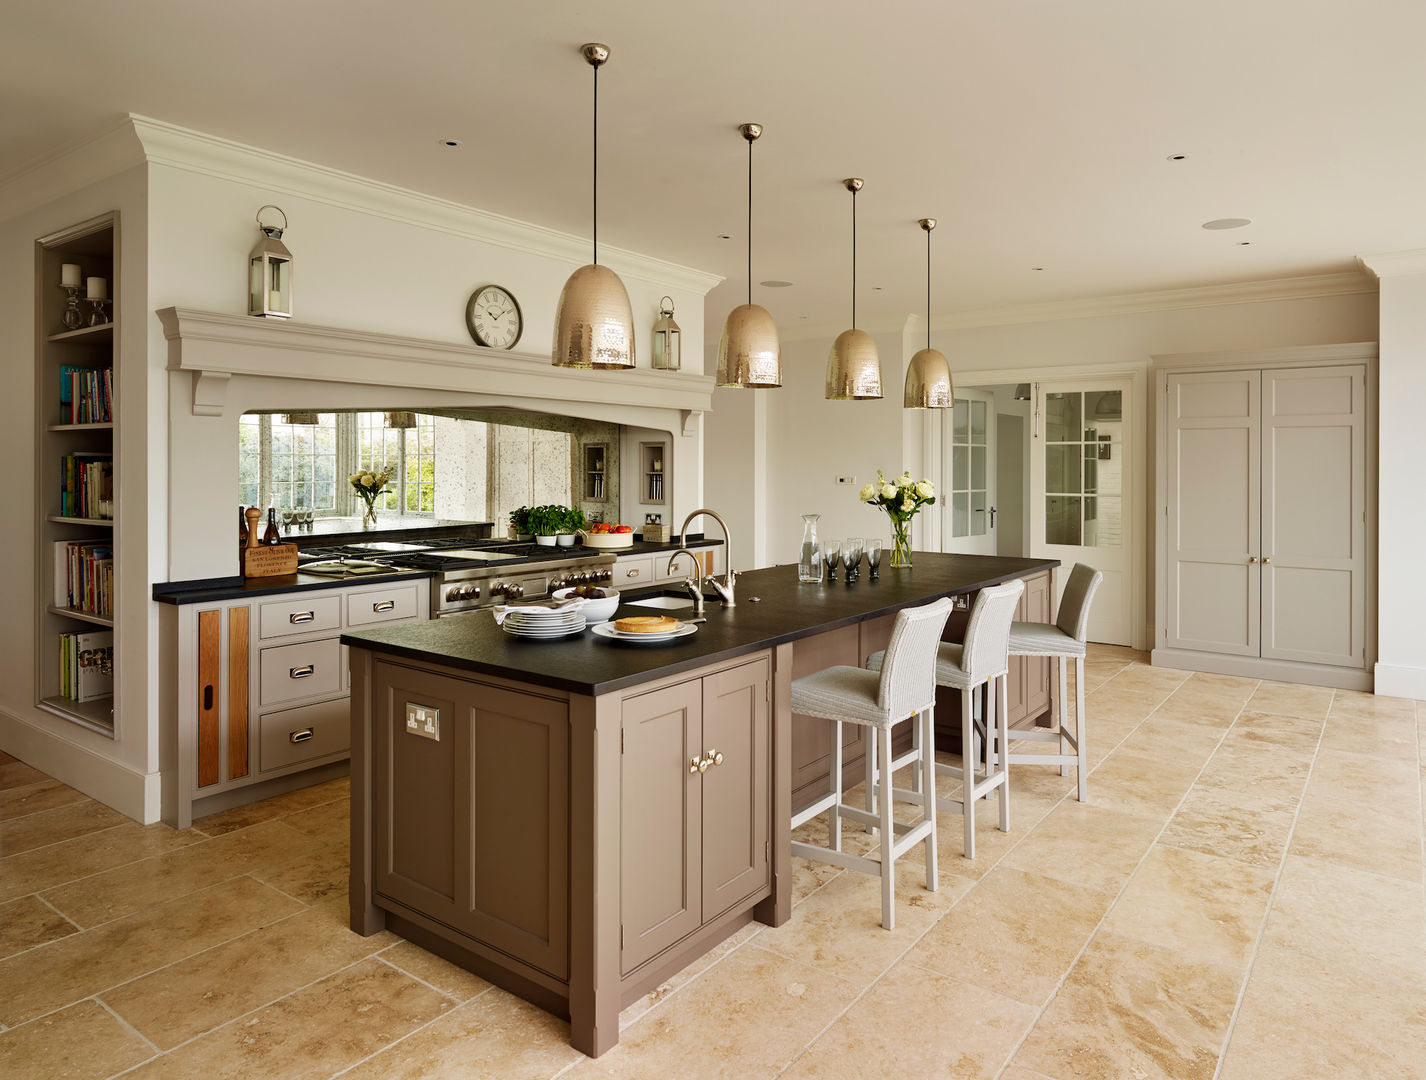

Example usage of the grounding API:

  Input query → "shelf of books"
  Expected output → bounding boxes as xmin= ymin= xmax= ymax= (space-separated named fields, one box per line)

xmin=36 ymin=214 xmax=119 ymax=737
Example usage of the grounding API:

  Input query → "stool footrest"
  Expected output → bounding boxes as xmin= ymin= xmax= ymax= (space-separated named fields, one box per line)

xmin=791 ymin=840 xmax=882 ymax=877
xmin=791 ymin=791 xmax=839 ymax=830
xmin=1007 ymin=751 xmax=1079 ymax=766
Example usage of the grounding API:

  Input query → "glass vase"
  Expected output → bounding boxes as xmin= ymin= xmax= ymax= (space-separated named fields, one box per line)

xmin=798 ymin=513 xmax=823 ymax=582
xmin=361 ymin=500 xmax=377 ymax=529
xmin=889 ymin=518 xmax=913 ymax=568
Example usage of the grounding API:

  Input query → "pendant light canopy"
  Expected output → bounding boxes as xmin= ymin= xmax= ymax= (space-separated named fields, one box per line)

xmin=552 ymin=43 xmax=635 ymax=370
xmin=826 ymin=178 xmax=883 ymax=400
xmin=903 ymin=217 xmax=954 ymax=409
xmin=716 ymin=123 xmax=781 ymax=388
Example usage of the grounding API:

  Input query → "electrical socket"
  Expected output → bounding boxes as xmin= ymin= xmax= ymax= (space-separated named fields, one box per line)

xmin=404 ymin=702 xmax=440 ymax=741
xmin=836 ymin=475 xmax=857 ymax=486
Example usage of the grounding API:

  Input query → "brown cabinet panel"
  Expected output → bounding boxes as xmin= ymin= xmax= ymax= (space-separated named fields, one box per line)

xmin=700 ymin=658 xmax=770 ymax=920
xmin=228 ymin=606 xmax=249 ymax=780
xmin=621 ymin=681 xmax=702 ymax=973
xmin=197 ymin=609 xmax=221 ymax=788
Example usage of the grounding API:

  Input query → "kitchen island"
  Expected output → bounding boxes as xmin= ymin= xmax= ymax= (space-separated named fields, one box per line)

xmin=342 ymin=553 xmax=1057 ymax=1056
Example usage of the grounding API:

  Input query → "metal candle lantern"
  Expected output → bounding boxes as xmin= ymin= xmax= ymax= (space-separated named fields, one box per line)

xmin=652 ymin=296 xmax=681 ymax=371
xmin=249 ymin=205 xmax=293 ymax=318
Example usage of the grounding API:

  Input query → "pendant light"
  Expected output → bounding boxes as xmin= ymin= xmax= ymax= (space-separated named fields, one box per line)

xmin=825 ymin=178 xmax=882 ymax=400
xmin=552 ymin=43 xmax=636 ymax=370
xmin=903 ymin=218 xmax=954 ymax=409
xmin=716 ymin=123 xmax=781 ymax=388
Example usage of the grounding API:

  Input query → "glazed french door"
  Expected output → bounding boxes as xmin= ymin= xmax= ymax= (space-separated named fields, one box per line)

xmin=939 ymin=391 xmax=997 ymax=555
xmin=1029 ymin=378 xmax=1134 ymax=645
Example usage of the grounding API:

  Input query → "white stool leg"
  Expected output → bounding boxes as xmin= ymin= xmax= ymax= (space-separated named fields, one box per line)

xmin=1075 ymin=655 xmax=1088 ymax=802
xmin=997 ymin=672 xmax=1010 ymax=832
xmin=863 ymin=723 xmax=877 ymax=833
xmin=921 ymin=707 xmax=938 ymax=889
xmin=961 ymin=687 xmax=975 ymax=859
xmin=877 ymin=724 xmax=896 ymax=930
xmin=1057 ymin=654 xmax=1070 ymax=777
xmin=829 ymin=719 xmax=843 ymax=852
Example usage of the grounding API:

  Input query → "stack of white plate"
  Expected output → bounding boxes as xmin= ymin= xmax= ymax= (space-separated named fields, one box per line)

xmin=501 ymin=608 xmax=587 ymax=639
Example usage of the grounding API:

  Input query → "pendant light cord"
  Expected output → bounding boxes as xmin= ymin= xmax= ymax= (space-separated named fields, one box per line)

xmin=926 ymin=225 xmax=932 ymax=350
xmin=592 ymin=61 xmax=599 ymax=265
xmin=851 ymin=186 xmax=857 ymax=329
xmin=747 ymin=136 xmax=753 ymax=307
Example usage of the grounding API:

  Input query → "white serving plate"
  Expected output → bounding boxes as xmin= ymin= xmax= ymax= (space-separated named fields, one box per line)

xmin=590 ymin=621 xmax=697 ymax=643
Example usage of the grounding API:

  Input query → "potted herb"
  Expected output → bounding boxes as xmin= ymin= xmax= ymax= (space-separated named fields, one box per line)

xmin=509 ymin=506 xmax=533 ymax=540
xmin=558 ymin=506 xmax=586 ymax=547
xmin=529 ymin=504 xmax=564 ymax=546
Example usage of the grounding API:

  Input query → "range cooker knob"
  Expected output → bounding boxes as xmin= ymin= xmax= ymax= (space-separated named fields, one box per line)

xmin=445 ymin=586 xmax=462 ymax=602
xmin=598 ymin=569 xmax=612 ymax=582
xmin=463 ymin=584 xmax=480 ymax=599
xmin=507 ymin=584 xmax=524 ymax=600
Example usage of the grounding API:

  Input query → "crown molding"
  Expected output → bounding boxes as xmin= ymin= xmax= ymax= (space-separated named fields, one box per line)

xmin=130 ymin=115 xmax=722 ymax=296
xmin=0 ymin=119 xmax=146 ymax=220
xmin=1357 ymin=250 xmax=1426 ymax=279
xmin=157 ymin=307 xmax=715 ymax=417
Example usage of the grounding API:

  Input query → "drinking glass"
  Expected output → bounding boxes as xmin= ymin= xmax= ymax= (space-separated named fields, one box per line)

xmin=842 ymin=538 xmax=863 ymax=582
xmin=298 ymin=508 xmax=313 ymax=529
xmin=823 ymin=541 xmax=841 ymax=582
xmin=279 ymin=508 xmax=294 ymax=532
xmin=867 ymin=538 xmax=884 ymax=579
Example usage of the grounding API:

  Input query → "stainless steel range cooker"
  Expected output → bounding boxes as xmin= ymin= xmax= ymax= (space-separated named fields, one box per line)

xmin=295 ymin=538 xmax=616 ymax=617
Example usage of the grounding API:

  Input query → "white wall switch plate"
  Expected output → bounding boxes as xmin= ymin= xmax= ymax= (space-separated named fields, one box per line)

xmin=836 ymin=475 xmax=857 ymax=485
xmin=404 ymin=702 xmax=440 ymax=741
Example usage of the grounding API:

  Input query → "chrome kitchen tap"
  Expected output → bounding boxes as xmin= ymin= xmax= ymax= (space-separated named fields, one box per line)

xmin=677 ymin=509 xmax=736 ymax=607
xmin=666 ymin=548 xmax=705 ymax=617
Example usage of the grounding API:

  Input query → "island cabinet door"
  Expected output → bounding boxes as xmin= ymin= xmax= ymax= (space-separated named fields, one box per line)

xmin=1009 ymin=570 xmax=1052 ymax=726
xmin=789 ymin=625 xmax=867 ymax=811
xmin=371 ymin=662 xmax=570 ymax=980
xmin=621 ymin=681 xmax=703 ymax=974
xmin=700 ymin=658 xmax=770 ymax=920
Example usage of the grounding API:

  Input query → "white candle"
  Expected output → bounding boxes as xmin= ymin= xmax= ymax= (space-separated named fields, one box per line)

xmin=61 ymin=263 xmax=81 ymax=287
xmin=87 ymin=277 xmax=108 ymax=300
xmin=269 ymin=289 xmax=282 ymax=311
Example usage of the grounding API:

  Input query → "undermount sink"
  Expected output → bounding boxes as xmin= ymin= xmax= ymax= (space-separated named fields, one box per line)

xmin=625 ymin=595 xmax=696 ymax=610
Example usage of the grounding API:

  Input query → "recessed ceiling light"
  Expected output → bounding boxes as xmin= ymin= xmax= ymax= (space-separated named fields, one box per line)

xmin=437 ymin=138 xmax=461 ymax=149
xmin=1032 ymin=266 xmax=1045 ymax=271
xmin=759 ymin=280 xmax=793 ymax=288
xmin=1238 ymin=241 xmax=1252 ymax=246
xmin=874 ymin=286 xmax=883 ymax=291
xmin=1166 ymin=153 xmax=1188 ymax=162
xmin=718 ymin=234 xmax=732 ymax=240
xmin=1202 ymin=217 xmax=1251 ymax=230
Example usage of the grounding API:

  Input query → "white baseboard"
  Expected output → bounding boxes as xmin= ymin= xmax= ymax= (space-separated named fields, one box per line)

xmin=1373 ymin=662 xmax=1426 ymax=701
xmin=1150 ymin=648 xmax=1373 ymax=692
xmin=0 ymin=708 xmax=160 ymax=823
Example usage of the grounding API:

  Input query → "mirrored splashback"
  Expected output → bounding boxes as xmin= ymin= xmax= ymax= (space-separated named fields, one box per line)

xmin=238 ymin=407 xmax=622 ymax=531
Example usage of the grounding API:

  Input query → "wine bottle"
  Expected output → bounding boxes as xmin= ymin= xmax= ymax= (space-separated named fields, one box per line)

xmin=263 ymin=508 xmax=281 ymax=545
xmin=238 ymin=505 xmax=249 ymax=548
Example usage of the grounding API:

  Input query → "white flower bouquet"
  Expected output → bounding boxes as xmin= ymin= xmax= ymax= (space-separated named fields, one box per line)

xmin=859 ymin=470 xmax=935 ymax=567
xmin=350 ymin=467 xmax=394 ymax=528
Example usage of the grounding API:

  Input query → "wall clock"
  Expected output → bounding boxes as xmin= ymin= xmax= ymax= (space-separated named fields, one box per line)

xmin=466 ymin=284 xmax=523 ymax=349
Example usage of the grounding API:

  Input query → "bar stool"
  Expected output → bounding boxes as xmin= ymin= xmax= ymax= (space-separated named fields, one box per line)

xmin=999 ymin=563 xmax=1103 ymax=802
xmin=867 ymin=579 xmax=1024 ymax=860
xmin=789 ymin=597 xmax=954 ymax=930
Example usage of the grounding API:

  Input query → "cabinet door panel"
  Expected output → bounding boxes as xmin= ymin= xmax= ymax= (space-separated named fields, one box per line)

xmin=621 ymin=682 xmax=702 ymax=973
xmin=197 ymin=609 xmax=221 ymax=788
xmin=1020 ymin=571 xmax=1051 ymax=723
xmin=701 ymin=659 xmax=770 ymax=919
xmin=228 ymin=606 xmax=250 ymax=780
xmin=789 ymin=625 xmax=863 ymax=812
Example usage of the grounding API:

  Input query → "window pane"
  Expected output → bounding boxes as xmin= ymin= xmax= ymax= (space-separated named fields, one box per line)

xmin=970 ymin=491 xmax=987 ymax=535
xmin=1045 ymin=444 xmax=1081 ymax=494
xmin=1044 ymin=392 xmax=1081 ymax=442
xmin=1046 ymin=495 xmax=1081 ymax=545
xmin=953 ymin=400 xmax=968 ymax=442
xmin=953 ymin=492 xmax=969 ymax=536
xmin=1084 ymin=390 xmax=1122 ymax=436
xmin=969 ymin=400 xmax=986 ymax=443
xmin=1083 ymin=496 xmax=1123 ymax=547
xmin=953 ymin=445 xmax=969 ymax=490
xmin=971 ymin=446 xmax=986 ymax=490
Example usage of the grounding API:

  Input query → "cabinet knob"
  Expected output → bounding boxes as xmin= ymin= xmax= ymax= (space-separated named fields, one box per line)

xmin=1262 ymin=557 xmax=1271 ymax=565
xmin=708 ymin=749 xmax=724 ymax=767
xmin=1248 ymin=556 xmax=1257 ymax=564
xmin=689 ymin=756 xmax=702 ymax=774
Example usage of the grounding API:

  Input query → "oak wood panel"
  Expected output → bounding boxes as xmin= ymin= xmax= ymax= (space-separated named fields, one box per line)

xmin=227 ymin=606 xmax=249 ymax=780
xmin=197 ymin=609 xmax=221 ymax=788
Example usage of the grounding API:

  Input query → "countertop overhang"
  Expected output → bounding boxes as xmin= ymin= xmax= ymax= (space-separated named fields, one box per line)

xmin=341 ymin=553 xmax=1058 ymax=695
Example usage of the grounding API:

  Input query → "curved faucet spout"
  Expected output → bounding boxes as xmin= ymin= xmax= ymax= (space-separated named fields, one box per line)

xmin=677 ymin=508 xmax=735 ymax=607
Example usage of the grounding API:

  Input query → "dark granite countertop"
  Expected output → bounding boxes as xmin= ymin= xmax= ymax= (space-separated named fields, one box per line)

xmin=341 ymin=553 xmax=1058 ymax=696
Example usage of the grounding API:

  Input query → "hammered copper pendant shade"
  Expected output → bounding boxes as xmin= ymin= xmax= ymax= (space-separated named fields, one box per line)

xmin=903 ymin=217 xmax=953 ymax=409
xmin=716 ymin=122 xmax=781 ymax=388
xmin=553 ymin=43 xmax=635 ymax=370
xmin=826 ymin=178 xmax=882 ymax=400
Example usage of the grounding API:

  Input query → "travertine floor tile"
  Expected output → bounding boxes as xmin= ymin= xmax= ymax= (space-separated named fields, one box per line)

xmin=0 ymin=876 xmax=303 ymax=1027
xmin=1305 ymin=747 xmax=1420 ymax=805
xmin=102 ymin=900 xmax=397 ymax=1049
xmin=1220 ymin=944 xmax=1426 ymax=1080
xmin=1290 ymin=785 xmax=1424 ymax=882
xmin=1223 ymin=708 xmax=1323 ymax=752
xmin=0 ymin=762 xmax=50 ymax=791
xmin=0 ymin=999 xmax=153 ymax=1080
xmin=1152 ymin=692 xmax=1245 ymax=730
xmin=1328 ymin=688 xmax=1416 ymax=723
xmin=1085 ymin=750 xmax=1199 ymax=817
xmin=1003 ymin=800 xmax=1162 ymax=894
xmin=41 ymin=819 xmax=323 ymax=926
xmin=379 ymin=939 xmax=494 ymax=1002
xmin=1113 ymin=720 xmax=1222 ymax=767
xmin=1193 ymin=742 xmax=1312 ymax=812
xmin=754 ymin=857 xmax=973 ymax=987
xmin=1182 ymin=670 xmax=1260 ymax=703
xmin=1245 ymin=679 xmax=1334 ymax=720
xmin=564 ymin=946 xmax=859 ymax=1079
xmin=1102 ymin=663 xmax=1192 ymax=698
xmin=0 ymin=821 xmax=205 ymax=904
xmin=1014 ymin=930 xmax=1240 ymax=1080
xmin=1103 ymin=845 xmax=1275 ymax=970
xmin=1085 ymin=685 xmax=1169 ymax=726
xmin=909 ymin=867 xmax=1115 ymax=1006
xmin=117 ymin=957 xmax=452 ymax=1080
xmin=247 ymin=835 xmax=350 ymax=905
xmin=620 ymin=921 xmax=764 ymax=1030
xmin=340 ymin=987 xmax=582 ymax=1080
xmin=0 ymin=779 xmax=90 ymax=822
xmin=0 ymin=797 xmax=127 ymax=855
xmin=190 ymin=776 xmax=350 ymax=837
xmin=1160 ymin=787 xmax=1295 ymax=868
xmin=788 ymin=854 xmax=843 ymax=906
xmin=280 ymin=796 xmax=349 ymax=842
xmin=780 ymin=960 xmax=1037 ymax=1080
xmin=0 ymin=894 xmax=76 ymax=959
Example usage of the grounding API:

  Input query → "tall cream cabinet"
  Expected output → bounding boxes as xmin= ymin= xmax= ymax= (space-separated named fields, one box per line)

xmin=1154 ymin=348 xmax=1375 ymax=690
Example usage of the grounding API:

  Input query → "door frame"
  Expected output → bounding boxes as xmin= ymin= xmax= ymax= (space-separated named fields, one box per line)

xmin=938 ymin=362 xmax=1149 ymax=650
xmin=1150 ymin=342 xmax=1378 ymax=690
xmin=939 ymin=388 xmax=999 ymax=555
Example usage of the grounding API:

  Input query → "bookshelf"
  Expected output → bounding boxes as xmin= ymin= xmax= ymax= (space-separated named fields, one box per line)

xmin=35 ymin=214 xmax=118 ymax=737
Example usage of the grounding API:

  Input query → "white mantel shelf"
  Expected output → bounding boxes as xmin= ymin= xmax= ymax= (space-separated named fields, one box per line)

xmin=156 ymin=308 xmax=715 ymax=423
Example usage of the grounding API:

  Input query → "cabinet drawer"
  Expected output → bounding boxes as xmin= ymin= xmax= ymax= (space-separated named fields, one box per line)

xmin=346 ymin=582 xmax=421 ymax=626
xmin=260 ymin=637 xmax=342 ymax=706
xmin=614 ymin=557 xmax=654 ymax=587
xmin=259 ymin=697 xmax=350 ymax=772
xmin=259 ymin=594 xmax=342 ymax=639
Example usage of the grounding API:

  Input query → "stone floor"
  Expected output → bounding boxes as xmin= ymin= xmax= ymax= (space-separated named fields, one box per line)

xmin=2 ymin=645 xmax=1424 ymax=1079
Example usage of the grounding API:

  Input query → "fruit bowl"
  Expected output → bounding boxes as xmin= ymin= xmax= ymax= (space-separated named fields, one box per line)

xmin=552 ymin=586 xmax=620 ymax=623
xmin=577 ymin=529 xmax=635 ymax=550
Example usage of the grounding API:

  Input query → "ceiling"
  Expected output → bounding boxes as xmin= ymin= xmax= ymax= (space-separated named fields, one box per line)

xmin=3 ymin=0 xmax=1419 ymax=336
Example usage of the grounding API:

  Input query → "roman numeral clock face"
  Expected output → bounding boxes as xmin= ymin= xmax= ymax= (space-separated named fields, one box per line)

xmin=465 ymin=285 xmax=523 ymax=350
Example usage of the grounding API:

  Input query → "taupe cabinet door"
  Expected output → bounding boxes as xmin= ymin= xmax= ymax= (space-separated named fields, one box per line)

xmin=701 ymin=660 xmax=770 ymax=919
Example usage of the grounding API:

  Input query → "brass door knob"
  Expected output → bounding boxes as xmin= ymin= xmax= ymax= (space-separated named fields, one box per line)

xmin=1248 ymin=556 xmax=1257 ymax=564
xmin=708 ymin=749 xmax=725 ymax=767
xmin=689 ymin=757 xmax=702 ymax=774
xmin=1263 ymin=557 xmax=1271 ymax=565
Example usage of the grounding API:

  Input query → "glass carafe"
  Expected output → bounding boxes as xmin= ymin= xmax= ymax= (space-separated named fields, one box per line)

xmin=798 ymin=514 xmax=823 ymax=582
